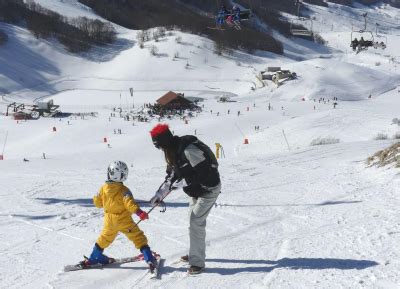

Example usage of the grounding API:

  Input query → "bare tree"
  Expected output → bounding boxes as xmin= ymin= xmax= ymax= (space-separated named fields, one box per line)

xmin=153 ymin=29 xmax=160 ymax=42
xmin=143 ymin=29 xmax=150 ymax=42
xmin=136 ymin=30 xmax=145 ymax=42
xmin=138 ymin=39 xmax=144 ymax=49
xmin=136 ymin=30 xmax=145 ymax=48
xmin=157 ymin=26 xmax=166 ymax=38
xmin=150 ymin=45 xmax=158 ymax=56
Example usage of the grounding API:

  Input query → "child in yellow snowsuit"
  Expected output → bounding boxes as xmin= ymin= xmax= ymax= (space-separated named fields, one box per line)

xmin=85 ymin=161 xmax=156 ymax=268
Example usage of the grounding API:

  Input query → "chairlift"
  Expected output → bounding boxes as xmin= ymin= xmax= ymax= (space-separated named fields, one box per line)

xmin=290 ymin=0 xmax=313 ymax=37
xmin=350 ymin=13 xmax=382 ymax=53
xmin=210 ymin=1 xmax=253 ymax=31
xmin=350 ymin=30 xmax=374 ymax=53
xmin=290 ymin=17 xmax=314 ymax=37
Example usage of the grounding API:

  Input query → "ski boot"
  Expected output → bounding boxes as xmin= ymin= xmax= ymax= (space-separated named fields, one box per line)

xmin=140 ymin=245 xmax=157 ymax=273
xmin=187 ymin=265 xmax=204 ymax=275
xmin=82 ymin=243 xmax=114 ymax=266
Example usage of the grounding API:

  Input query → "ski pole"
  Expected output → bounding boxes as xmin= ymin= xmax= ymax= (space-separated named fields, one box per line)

xmin=135 ymin=190 xmax=171 ymax=226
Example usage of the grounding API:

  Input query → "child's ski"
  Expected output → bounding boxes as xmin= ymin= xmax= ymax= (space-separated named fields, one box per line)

xmin=64 ymin=251 xmax=161 ymax=273
xmin=64 ymin=254 xmax=144 ymax=272
xmin=149 ymin=255 xmax=164 ymax=279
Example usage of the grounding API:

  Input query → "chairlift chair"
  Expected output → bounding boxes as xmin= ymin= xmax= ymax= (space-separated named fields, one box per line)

xmin=290 ymin=17 xmax=313 ymax=37
xmin=350 ymin=30 xmax=374 ymax=53
xmin=349 ymin=13 xmax=377 ymax=53
xmin=290 ymin=0 xmax=313 ymax=37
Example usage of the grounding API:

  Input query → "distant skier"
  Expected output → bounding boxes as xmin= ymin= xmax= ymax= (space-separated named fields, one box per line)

xmin=232 ymin=5 xmax=241 ymax=28
xmin=149 ymin=124 xmax=221 ymax=275
xmin=216 ymin=5 xmax=228 ymax=28
xmin=81 ymin=161 xmax=157 ymax=273
xmin=351 ymin=38 xmax=359 ymax=51
xmin=233 ymin=5 xmax=241 ymax=22
xmin=226 ymin=14 xmax=234 ymax=26
xmin=357 ymin=36 xmax=368 ymax=52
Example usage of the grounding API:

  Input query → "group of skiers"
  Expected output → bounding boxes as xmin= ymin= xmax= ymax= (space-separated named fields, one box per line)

xmin=82 ymin=124 xmax=221 ymax=275
xmin=216 ymin=4 xmax=242 ymax=29
xmin=351 ymin=37 xmax=386 ymax=53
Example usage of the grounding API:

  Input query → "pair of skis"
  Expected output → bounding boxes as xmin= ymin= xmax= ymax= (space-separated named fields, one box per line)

xmin=64 ymin=191 xmax=171 ymax=278
xmin=64 ymin=252 xmax=163 ymax=279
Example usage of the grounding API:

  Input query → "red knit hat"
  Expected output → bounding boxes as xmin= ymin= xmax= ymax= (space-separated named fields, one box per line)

xmin=150 ymin=124 xmax=174 ymax=149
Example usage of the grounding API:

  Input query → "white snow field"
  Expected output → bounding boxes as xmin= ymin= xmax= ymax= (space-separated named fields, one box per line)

xmin=1 ymin=1 xmax=400 ymax=288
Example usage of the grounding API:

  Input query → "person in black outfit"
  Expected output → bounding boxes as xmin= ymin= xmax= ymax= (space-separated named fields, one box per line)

xmin=149 ymin=124 xmax=221 ymax=275
xmin=351 ymin=38 xmax=359 ymax=51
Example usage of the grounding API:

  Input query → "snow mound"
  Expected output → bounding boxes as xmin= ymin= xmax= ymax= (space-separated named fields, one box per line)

xmin=270 ymin=58 xmax=400 ymax=101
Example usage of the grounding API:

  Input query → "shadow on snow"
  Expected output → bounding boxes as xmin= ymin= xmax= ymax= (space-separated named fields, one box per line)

xmin=11 ymin=214 xmax=58 ymax=220
xmin=193 ymin=257 xmax=379 ymax=275
xmin=0 ymin=24 xmax=60 ymax=94
xmin=36 ymin=197 xmax=189 ymax=208
xmin=215 ymin=200 xmax=362 ymax=208
xmin=80 ymin=38 xmax=134 ymax=62
xmin=36 ymin=197 xmax=94 ymax=207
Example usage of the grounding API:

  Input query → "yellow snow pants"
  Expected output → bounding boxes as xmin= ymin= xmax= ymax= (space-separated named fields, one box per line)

xmin=96 ymin=212 xmax=148 ymax=250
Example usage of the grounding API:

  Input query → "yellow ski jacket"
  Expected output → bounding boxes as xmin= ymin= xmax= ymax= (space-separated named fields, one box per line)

xmin=94 ymin=182 xmax=140 ymax=216
xmin=93 ymin=182 xmax=148 ymax=249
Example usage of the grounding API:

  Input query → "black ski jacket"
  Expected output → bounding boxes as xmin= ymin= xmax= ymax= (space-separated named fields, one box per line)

xmin=167 ymin=135 xmax=220 ymax=198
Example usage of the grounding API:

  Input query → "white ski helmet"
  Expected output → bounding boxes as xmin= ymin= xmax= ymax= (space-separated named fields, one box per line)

xmin=107 ymin=161 xmax=129 ymax=182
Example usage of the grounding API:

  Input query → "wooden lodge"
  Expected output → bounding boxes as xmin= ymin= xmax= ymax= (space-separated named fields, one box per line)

xmin=156 ymin=91 xmax=195 ymax=110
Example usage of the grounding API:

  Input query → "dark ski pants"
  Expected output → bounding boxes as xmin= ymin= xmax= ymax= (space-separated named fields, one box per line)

xmin=188 ymin=183 xmax=221 ymax=268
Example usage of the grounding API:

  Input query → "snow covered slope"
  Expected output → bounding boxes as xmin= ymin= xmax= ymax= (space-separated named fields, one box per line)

xmin=1 ymin=1 xmax=400 ymax=289
xmin=270 ymin=58 xmax=399 ymax=101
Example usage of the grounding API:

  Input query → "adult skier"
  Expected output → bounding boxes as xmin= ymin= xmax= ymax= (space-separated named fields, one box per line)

xmin=82 ymin=161 xmax=157 ymax=273
xmin=149 ymin=124 xmax=221 ymax=274
xmin=351 ymin=37 xmax=359 ymax=51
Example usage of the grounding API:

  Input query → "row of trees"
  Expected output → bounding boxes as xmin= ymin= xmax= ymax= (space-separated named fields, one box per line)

xmin=0 ymin=0 xmax=116 ymax=53
xmin=78 ymin=0 xmax=284 ymax=54
xmin=136 ymin=27 xmax=169 ymax=48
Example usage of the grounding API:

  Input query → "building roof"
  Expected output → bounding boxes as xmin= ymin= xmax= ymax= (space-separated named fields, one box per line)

xmin=156 ymin=91 xmax=191 ymax=106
